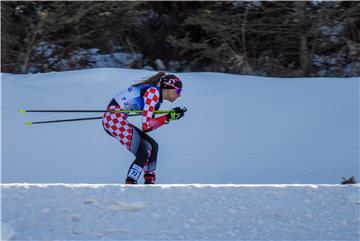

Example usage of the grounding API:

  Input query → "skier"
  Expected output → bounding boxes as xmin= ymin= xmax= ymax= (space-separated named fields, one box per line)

xmin=102 ymin=72 xmax=186 ymax=184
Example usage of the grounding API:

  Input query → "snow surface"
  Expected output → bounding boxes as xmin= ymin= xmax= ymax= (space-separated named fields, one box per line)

xmin=1 ymin=68 xmax=359 ymax=183
xmin=1 ymin=184 xmax=359 ymax=241
xmin=1 ymin=69 xmax=359 ymax=241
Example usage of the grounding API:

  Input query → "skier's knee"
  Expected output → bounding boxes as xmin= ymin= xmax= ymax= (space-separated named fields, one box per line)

xmin=135 ymin=141 xmax=149 ymax=167
xmin=151 ymin=140 xmax=159 ymax=154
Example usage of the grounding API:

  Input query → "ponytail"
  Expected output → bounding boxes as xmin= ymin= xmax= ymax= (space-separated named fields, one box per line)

xmin=132 ymin=71 xmax=166 ymax=87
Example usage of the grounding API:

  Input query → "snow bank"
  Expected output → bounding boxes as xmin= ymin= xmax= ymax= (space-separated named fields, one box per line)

xmin=2 ymin=184 xmax=359 ymax=240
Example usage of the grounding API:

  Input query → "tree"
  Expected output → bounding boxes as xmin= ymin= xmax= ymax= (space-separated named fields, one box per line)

xmin=2 ymin=1 xmax=359 ymax=76
xmin=1 ymin=1 xmax=141 ymax=73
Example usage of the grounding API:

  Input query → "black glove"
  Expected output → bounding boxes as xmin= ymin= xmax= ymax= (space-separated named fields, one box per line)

xmin=167 ymin=107 xmax=187 ymax=121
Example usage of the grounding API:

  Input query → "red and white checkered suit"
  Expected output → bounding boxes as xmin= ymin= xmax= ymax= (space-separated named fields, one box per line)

xmin=142 ymin=87 xmax=168 ymax=132
xmin=103 ymin=85 xmax=169 ymax=182
xmin=102 ymin=105 xmax=133 ymax=150
xmin=102 ymin=87 xmax=167 ymax=151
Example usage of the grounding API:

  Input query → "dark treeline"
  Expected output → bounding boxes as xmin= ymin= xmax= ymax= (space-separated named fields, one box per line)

xmin=1 ymin=1 xmax=359 ymax=76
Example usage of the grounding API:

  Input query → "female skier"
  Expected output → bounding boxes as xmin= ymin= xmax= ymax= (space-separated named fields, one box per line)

xmin=102 ymin=72 xmax=186 ymax=184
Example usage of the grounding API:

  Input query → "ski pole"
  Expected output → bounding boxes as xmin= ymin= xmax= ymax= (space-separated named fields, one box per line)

xmin=23 ymin=113 xmax=143 ymax=125
xmin=21 ymin=107 xmax=187 ymax=125
xmin=24 ymin=113 xmax=142 ymax=126
xmin=24 ymin=117 xmax=103 ymax=125
xmin=19 ymin=109 xmax=172 ymax=114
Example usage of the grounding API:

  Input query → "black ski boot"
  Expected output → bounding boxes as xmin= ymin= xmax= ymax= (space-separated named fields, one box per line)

xmin=125 ymin=177 xmax=137 ymax=184
xmin=144 ymin=173 xmax=156 ymax=184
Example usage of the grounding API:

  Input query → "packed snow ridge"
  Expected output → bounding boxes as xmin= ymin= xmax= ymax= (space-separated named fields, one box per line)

xmin=1 ymin=184 xmax=359 ymax=241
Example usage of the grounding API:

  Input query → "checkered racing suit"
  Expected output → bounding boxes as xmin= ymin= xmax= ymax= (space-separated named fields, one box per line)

xmin=102 ymin=85 xmax=168 ymax=181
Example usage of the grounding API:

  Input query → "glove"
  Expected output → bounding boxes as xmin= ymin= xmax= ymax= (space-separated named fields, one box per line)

xmin=167 ymin=107 xmax=187 ymax=121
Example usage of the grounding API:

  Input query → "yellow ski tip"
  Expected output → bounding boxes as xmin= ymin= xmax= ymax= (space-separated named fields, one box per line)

xmin=24 ymin=122 xmax=33 ymax=126
xmin=19 ymin=109 xmax=26 ymax=113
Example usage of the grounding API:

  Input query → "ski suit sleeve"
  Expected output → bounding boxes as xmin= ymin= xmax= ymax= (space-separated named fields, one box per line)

xmin=142 ymin=87 xmax=168 ymax=132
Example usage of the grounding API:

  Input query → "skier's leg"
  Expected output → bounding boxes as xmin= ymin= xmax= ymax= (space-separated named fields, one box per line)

xmin=102 ymin=105 xmax=133 ymax=150
xmin=126 ymin=128 xmax=152 ymax=183
xmin=102 ymin=106 xmax=146 ymax=183
xmin=142 ymin=135 xmax=158 ymax=174
xmin=132 ymin=126 xmax=158 ymax=184
xmin=132 ymin=126 xmax=159 ymax=173
xmin=102 ymin=106 xmax=156 ymax=183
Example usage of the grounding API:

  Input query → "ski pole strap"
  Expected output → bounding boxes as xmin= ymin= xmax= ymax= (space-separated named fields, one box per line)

xmin=19 ymin=109 xmax=172 ymax=114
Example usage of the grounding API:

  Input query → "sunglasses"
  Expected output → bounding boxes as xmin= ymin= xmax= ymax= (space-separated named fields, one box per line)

xmin=174 ymin=86 xmax=182 ymax=94
xmin=164 ymin=83 xmax=182 ymax=94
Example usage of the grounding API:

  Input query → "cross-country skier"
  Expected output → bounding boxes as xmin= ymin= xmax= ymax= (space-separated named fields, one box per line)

xmin=102 ymin=72 xmax=185 ymax=184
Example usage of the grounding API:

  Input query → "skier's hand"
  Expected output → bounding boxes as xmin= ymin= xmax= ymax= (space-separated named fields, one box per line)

xmin=167 ymin=107 xmax=187 ymax=121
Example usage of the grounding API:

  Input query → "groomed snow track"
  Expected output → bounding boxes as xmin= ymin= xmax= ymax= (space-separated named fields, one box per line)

xmin=1 ymin=184 xmax=359 ymax=241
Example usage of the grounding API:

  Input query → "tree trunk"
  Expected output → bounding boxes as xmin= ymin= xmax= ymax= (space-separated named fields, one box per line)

xmin=296 ymin=1 xmax=311 ymax=76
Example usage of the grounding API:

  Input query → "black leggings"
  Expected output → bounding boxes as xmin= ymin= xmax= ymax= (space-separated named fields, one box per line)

xmin=130 ymin=125 xmax=159 ymax=172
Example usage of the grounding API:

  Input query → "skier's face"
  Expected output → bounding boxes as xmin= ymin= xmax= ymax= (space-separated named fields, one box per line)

xmin=169 ymin=88 xmax=181 ymax=102
xmin=164 ymin=88 xmax=181 ymax=102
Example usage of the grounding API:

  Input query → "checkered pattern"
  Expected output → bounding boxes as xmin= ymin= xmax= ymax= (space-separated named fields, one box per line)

xmin=142 ymin=87 xmax=160 ymax=131
xmin=102 ymin=105 xmax=133 ymax=150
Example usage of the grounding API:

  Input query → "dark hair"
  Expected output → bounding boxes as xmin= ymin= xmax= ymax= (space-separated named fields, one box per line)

xmin=132 ymin=71 xmax=166 ymax=87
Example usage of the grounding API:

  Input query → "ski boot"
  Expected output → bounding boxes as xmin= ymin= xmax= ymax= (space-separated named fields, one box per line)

xmin=125 ymin=177 xmax=137 ymax=184
xmin=144 ymin=173 xmax=156 ymax=184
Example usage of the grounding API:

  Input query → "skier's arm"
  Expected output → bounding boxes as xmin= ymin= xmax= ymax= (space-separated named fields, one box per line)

xmin=142 ymin=87 xmax=168 ymax=132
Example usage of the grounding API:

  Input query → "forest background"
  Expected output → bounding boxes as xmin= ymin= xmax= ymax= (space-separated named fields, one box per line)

xmin=1 ymin=1 xmax=360 ymax=77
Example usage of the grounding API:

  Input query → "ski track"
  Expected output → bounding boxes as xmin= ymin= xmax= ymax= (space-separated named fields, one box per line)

xmin=1 ymin=184 xmax=359 ymax=240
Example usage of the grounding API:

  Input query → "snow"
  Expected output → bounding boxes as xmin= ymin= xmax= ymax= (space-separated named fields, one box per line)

xmin=31 ymin=45 xmax=144 ymax=73
xmin=1 ymin=68 xmax=359 ymax=240
xmin=1 ymin=222 xmax=16 ymax=241
xmin=1 ymin=69 xmax=358 ymax=184
xmin=1 ymin=184 xmax=359 ymax=240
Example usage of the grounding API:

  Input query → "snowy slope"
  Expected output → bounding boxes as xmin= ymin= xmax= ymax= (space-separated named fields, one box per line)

xmin=1 ymin=69 xmax=359 ymax=183
xmin=1 ymin=184 xmax=359 ymax=241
